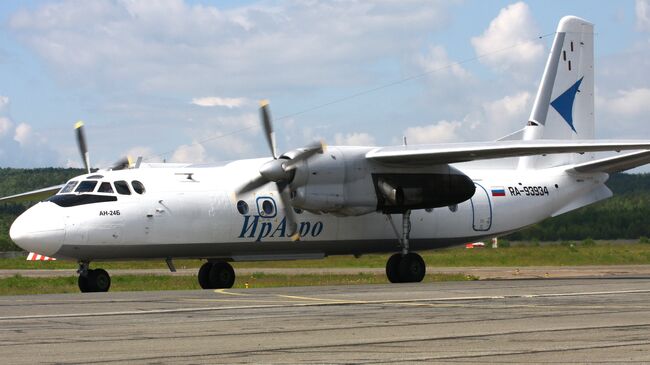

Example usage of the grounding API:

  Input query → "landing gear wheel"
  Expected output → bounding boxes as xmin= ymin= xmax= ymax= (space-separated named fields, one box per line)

xmin=206 ymin=262 xmax=235 ymax=289
xmin=78 ymin=273 xmax=91 ymax=293
xmin=398 ymin=253 xmax=426 ymax=283
xmin=386 ymin=253 xmax=403 ymax=283
xmin=78 ymin=268 xmax=111 ymax=292
xmin=198 ymin=262 xmax=213 ymax=289
xmin=89 ymin=268 xmax=111 ymax=292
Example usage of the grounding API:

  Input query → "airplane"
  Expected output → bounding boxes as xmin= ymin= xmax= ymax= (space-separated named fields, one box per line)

xmin=4 ymin=15 xmax=650 ymax=293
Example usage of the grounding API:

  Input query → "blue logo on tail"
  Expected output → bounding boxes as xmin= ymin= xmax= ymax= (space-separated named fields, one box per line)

xmin=550 ymin=77 xmax=583 ymax=133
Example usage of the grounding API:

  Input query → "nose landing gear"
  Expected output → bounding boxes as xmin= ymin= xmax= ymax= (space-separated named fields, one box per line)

xmin=385 ymin=210 xmax=426 ymax=283
xmin=77 ymin=262 xmax=111 ymax=293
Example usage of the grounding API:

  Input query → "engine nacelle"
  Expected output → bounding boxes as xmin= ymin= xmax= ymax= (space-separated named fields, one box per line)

xmin=287 ymin=146 xmax=476 ymax=216
xmin=371 ymin=170 xmax=475 ymax=214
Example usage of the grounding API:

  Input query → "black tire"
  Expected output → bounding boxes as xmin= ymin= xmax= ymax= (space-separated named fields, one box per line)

xmin=386 ymin=253 xmax=403 ymax=283
xmin=78 ymin=271 xmax=91 ymax=293
xmin=398 ymin=253 xmax=426 ymax=283
xmin=87 ymin=268 xmax=111 ymax=292
xmin=208 ymin=262 xmax=235 ymax=289
xmin=198 ymin=262 xmax=213 ymax=289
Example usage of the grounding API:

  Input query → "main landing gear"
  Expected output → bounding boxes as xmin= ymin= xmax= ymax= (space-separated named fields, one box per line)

xmin=77 ymin=262 xmax=111 ymax=293
xmin=198 ymin=261 xmax=235 ymax=289
xmin=385 ymin=210 xmax=426 ymax=283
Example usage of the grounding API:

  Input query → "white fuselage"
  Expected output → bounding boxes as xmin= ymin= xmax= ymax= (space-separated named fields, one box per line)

xmin=9 ymin=148 xmax=608 ymax=262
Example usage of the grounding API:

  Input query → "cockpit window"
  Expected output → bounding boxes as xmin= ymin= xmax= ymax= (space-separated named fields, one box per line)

xmin=60 ymin=181 xmax=78 ymax=194
xmin=98 ymin=182 xmax=114 ymax=193
xmin=132 ymin=180 xmax=146 ymax=194
xmin=75 ymin=181 xmax=98 ymax=193
xmin=114 ymin=180 xmax=131 ymax=195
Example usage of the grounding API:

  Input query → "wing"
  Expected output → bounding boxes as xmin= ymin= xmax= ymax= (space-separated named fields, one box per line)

xmin=568 ymin=150 xmax=650 ymax=174
xmin=366 ymin=140 xmax=650 ymax=165
xmin=0 ymin=185 xmax=63 ymax=203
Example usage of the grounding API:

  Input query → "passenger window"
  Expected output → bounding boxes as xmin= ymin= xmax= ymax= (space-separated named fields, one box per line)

xmin=114 ymin=180 xmax=131 ymax=195
xmin=131 ymin=180 xmax=146 ymax=194
xmin=60 ymin=181 xmax=78 ymax=194
xmin=98 ymin=182 xmax=114 ymax=193
xmin=75 ymin=181 xmax=97 ymax=193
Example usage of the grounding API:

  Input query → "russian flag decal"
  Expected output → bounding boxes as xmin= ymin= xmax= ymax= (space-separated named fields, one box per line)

xmin=491 ymin=187 xmax=506 ymax=197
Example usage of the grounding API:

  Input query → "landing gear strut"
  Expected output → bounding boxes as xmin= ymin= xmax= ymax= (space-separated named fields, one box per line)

xmin=77 ymin=262 xmax=111 ymax=293
xmin=198 ymin=261 xmax=235 ymax=289
xmin=385 ymin=210 xmax=426 ymax=283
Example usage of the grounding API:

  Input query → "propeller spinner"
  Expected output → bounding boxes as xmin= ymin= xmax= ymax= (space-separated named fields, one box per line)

xmin=237 ymin=101 xmax=325 ymax=240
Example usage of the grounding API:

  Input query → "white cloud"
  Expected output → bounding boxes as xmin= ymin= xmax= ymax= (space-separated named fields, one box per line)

xmin=13 ymin=123 xmax=32 ymax=146
xmin=482 ymin=91 xmax=531 ymax=134
xmin=0 ymin=96 xmax=8 ymax=111
xmin=191 ymin=97 xmax=249 ymax=108
xmin=125 ymin=146 xmax=163 ymax=163
xmin=9 ymin=1 xmax=453 ymax=95
xmin=415 ymin=45 xmax=470 ymax=80
xmin=470 ymin=2 xmax=544 ymax=73
xmin=599 ymin=88 xmax=650 ymax=118
xmin=171 ymin=141 xmax=207 ymax=163
xmin=637 ymin=0 xmax=650 ymax=31
xmin=334 ymin=132 xmax=376 ymax=146
xmin=404 ymin=120 xmax=462 ymax=144
xmin=0 ymin=117 xmax=12 ymax=137
xmin=596 ymin=88 xmax=650 ymax=139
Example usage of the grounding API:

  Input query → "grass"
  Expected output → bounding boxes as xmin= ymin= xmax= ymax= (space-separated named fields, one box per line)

xmin=0 ymin=272 xmax=475 ymax=296
xmin=3 ymin=242 xmax=650 ymax=271
xmin=3 ymin=242 xmax=650 ymax=295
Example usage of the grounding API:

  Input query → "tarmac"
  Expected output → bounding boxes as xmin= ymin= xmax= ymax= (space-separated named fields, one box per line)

xmin=2 ymin=277 xmax=650 ymax=364
xmin=4 ymin=264 xmax=650 ymax=279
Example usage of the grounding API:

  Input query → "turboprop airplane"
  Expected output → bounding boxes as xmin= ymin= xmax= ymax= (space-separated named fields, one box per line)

xmin=4 ymin=16 xmax=650 ymax=293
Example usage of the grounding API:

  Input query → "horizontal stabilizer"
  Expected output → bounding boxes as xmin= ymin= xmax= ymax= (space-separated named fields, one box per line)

xmin=367 ymin=140 xmax=650 ymax=165
xmin=568 ymin=150 xmax=650 ymax=174
xmin=0 ymin=185 xmax=63 ymax=203
xmin=552 ymin=184 xmax=612 ymax=217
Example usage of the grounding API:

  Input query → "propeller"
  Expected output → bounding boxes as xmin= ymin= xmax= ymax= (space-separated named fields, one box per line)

xmin=74 ymin=121 xmax=133 ymax=173
xmin=237 ymin=101 xmax=325 ymax=240
xmin=110 ymin=156 xmax=133 ymax=171
xmin=75 ymin=121 xmax=91 ymax=174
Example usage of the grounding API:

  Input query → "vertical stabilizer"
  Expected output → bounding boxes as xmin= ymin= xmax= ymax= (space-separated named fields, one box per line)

xmin=519 ymin=16 xmax=595 ymax=169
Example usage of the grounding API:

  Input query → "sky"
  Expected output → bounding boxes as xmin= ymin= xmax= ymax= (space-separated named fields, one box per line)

xmin=1 ymin=0 xmax=650 ymax=170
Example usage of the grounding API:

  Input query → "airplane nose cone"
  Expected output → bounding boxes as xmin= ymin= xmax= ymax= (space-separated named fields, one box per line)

xmin=9 ymin=202 xmax=65 ymax=256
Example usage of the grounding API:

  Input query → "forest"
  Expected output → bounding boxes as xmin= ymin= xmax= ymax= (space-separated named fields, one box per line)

xmin=0 ymin=168 xmax=649 ymax=251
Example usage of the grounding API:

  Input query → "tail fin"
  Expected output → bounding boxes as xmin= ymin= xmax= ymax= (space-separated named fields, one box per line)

xmin=518 ymin=16 xmax=594 ymax=169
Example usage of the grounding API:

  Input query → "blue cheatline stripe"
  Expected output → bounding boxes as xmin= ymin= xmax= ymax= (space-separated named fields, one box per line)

xmin=550 ymin=76 xmax=584 ymax=133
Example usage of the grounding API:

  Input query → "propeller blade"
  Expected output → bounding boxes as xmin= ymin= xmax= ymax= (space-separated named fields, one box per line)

xmin=74 ymin=121 xmax=90 ymax=174
xmin=277 ymin=182 xmax=299 ymax=241
xmin=283 ymin=140 xmax=326 ymax=171
xmin=260 ymin=100 xmax=278 ymax=159
xmin=236 ymin=175 xmax=269 ymax=196
xmin=111 ymin=156 xmax=133 ymax=171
